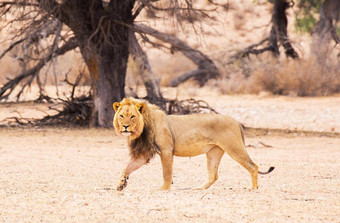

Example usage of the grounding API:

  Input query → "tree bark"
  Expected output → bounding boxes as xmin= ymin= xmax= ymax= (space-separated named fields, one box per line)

xmin=46 ymin=0 xmax=135 ymax=127
xmin=269 ymin=0 xmax=298 ymax=59
xmin=81 ymin=44 xmax=127 ymax=127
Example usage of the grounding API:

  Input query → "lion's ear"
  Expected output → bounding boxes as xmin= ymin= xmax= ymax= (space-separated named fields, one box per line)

xmin=113 ymin=102 xmax=120 ymax=112
xmin=136 ymin=103 xmax=146 ymax=113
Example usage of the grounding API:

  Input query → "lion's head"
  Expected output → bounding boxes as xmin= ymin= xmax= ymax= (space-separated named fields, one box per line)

xmin=113 ymin=98 xmax=146 ymax=139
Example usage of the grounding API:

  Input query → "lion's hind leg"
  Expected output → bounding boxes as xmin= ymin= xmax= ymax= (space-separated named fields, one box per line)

xmin=195 ymin=146 xmax=224 ymax=190
xmin=222 ymin=142 xmax=259 ymax=190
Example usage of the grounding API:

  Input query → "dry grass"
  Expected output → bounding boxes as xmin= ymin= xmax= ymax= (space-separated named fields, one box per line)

xmin=211 ymin=56 xmax=340 ymax=96
xmin=253 ymin=57 xmax=340 ymax=96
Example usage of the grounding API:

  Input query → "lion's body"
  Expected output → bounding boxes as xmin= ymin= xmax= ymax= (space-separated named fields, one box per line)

xmin=167 ymin=114 xmax=244 ymax=157
xmin=113 ymin=98 xmax=274 ymax=191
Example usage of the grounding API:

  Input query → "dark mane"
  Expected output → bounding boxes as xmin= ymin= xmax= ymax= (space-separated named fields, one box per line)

xmin=128 ymin=118 xmax=160 ymax=162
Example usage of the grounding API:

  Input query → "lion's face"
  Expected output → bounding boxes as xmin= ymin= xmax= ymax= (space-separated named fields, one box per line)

xmin=113 ymin=99 xmax=145 ymax=139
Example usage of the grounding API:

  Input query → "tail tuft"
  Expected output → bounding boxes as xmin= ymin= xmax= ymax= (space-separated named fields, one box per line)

xmin=259 ymin=166 xmax=275 ymax=175
xmin=268 ymin=166 xmax=275 ymax=173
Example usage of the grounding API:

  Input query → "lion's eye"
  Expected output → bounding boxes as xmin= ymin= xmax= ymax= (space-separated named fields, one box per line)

xmin=131 ymin=115 xmax=135 ymax=119
xmin=120 ymin=115 xmax=124 ymax=118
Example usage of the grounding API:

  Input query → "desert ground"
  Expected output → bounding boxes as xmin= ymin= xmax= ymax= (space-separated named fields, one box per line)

xmin=0 ymin=89 xmax=339 ymax=223
xmin=0 ymin=0 xmax=339 ymax=221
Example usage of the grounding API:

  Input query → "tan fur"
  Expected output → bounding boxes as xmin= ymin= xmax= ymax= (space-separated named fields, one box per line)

xmin=113 ymin=98 xmax=274 ymax=191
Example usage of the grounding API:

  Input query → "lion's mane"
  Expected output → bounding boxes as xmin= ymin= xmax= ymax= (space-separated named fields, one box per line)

xmin=125 ymin=99 xmax=160 ymax=162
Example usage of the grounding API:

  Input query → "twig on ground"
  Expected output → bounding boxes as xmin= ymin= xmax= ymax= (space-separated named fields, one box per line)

xmin=246 ymin=141 xmax=273 ymax=149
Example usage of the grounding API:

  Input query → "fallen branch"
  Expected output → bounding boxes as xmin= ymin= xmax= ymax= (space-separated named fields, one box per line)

xmin=36 ymin=95 xmax=92 ymax=126
xmin=165 ymin=98 xmax=218 ymax=115
xmin=246 ymin=141 xmax=273 ymax=149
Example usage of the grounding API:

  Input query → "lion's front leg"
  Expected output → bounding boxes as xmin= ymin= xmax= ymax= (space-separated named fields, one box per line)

xmin=160 ymin=151 xmax=174 ymax=190
xmin=117 ymin=156 xmax=148 ymax=191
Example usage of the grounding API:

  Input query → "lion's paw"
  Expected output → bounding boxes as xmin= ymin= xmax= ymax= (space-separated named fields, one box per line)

xmin=160 ymin=184 xmax=171 ymax=190
xmin=116 ymin=176 xmax=128 ymax=191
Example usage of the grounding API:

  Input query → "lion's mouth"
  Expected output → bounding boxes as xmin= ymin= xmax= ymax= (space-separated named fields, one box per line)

xmin=121 ymin=130 xmax=132 ymax=137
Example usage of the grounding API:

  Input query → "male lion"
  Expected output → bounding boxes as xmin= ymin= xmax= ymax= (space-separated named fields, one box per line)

xmin=113 ymin=98 xmax=274 ymax=191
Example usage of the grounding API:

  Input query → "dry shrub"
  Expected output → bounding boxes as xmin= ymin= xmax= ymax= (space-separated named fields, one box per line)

xmin=250 ymin=58 xmax=340 ymax=96
xmin=208 ymin=70 xmax=249 ymax=94
xmin=215 ymin=57 xmax=340 ymax=96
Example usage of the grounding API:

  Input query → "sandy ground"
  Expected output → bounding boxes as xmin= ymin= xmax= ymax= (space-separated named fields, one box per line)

xmin=0 ymin=91 xmax=340 ymax=222
xmin=0 ymin=128 xmax=339 ymax=222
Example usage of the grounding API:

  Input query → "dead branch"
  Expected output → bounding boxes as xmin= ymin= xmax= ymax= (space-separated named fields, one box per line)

xmin=128 ymin=29 xmax=165 ymax=109
xmin=0 ymin=39 xmax=25 ymax=60
xmin=169 ymin=69 xmax=207 ymax=86
xmin=132 ymin=1 xmax=146 ymax=20
xmin=133 ymin=23 xmax=220 ymax=87
xmin=207 ymin=0 xmax=230 ymax=11
xmin=64 ymin=72 xmax=83 ymax=101
xmin=16 ymin=21 xmax=63 ymax=100
xmin=225 ymin=38 xmax=272 ymax=65
xmin=33 ymin=73 xmax=92 ymax=127
xmin=0 ymin=37 xmax=78 ymax=101
xmin=36 ymin=95 xmax=92 ymax=127
xmin=0 ymin=1 xmax=39 ymax=8
xmin=246 ymin=141 xmax=273 ymax=149
xmin=2 ymin=116 xmax=33 ymax=126
xmin=165 ymin=98 xmax=218 ymax=115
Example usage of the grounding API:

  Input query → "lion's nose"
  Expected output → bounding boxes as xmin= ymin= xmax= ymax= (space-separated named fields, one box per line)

xmin=123 ymin=125 xmax=129 ymax=129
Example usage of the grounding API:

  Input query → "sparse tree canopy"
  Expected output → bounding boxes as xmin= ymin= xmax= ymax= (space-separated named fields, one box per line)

xmin=0 ymin=0 xmax=224 ymax=127
xmin=0 ymin=0 xmax=339 ymax=127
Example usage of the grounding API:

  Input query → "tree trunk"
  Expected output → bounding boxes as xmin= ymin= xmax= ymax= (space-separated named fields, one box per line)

xmin=81 ymin=43 xmax=128 ymax=127
xmin=312 ymin=0 xmax=340 ymax=60
xmin=269 ymin=0 xmax=298 ymax=58
xmin=52 ymin=0 xmax=135 ymax=127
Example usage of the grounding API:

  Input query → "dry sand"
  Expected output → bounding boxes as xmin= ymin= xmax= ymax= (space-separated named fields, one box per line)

xmin=0 ymin=91 xmax=340 ymax=222
xmin=0 ymin=128 xmax=339 ymax=222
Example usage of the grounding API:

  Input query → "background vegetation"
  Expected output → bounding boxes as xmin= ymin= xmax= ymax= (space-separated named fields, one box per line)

xmin=0 ymin=0 xmax=339 ymax=126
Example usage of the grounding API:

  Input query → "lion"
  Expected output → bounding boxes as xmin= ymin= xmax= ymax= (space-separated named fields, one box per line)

xmin=113 ymin=97 xmax=274 ymax=191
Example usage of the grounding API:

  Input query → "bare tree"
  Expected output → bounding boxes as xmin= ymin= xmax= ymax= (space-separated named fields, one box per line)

xmin=269 ymin=0 xmax=298 ymax=58
xmin=227 ymin=0 xmax=298 ymax=62
xmin=311 ymin=0 xmax=340 ymax=59
xmin=0 ymin=0 xmax=222 ymax=127
xmin=0 ymin=1 xmax=135 ymax=127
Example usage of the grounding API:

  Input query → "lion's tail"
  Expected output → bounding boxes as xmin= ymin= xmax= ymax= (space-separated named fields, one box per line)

xmin=239 ymin=123 xmax=275 ymax=175
xmin=258 ymin=166 xmax=275 ymax=174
